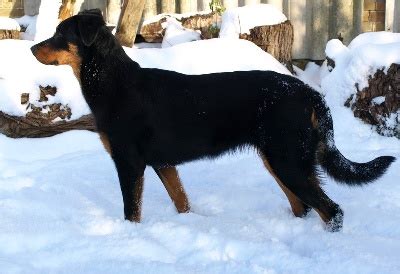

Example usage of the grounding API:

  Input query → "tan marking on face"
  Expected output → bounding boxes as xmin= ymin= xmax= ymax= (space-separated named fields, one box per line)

xmin=155 ymin=166 xmax=190 ymax=213
xmin=33 ymin=42 xmax=82 ymax=81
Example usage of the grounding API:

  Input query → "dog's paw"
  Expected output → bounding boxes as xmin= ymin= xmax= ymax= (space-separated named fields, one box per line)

xmin=325 ymin=208 xmax=344 ymax=232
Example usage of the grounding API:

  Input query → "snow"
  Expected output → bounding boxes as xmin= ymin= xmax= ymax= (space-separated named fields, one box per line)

xmin=0 ymin=38 xmax=289 ymax=120
xmin=0 ymin=117 xmax=399 ymax=273
xmin=34 ymin=0 xmax=61 ymax=42
xmin=219 ymin=4 xmax=287 ymax=38
xmin=372 ymin=96 xmax=385 ymax=105
xmin=126 ymin=38 xmax=291 ymax=75
xmin=348 ymin=31 xmax=400 ymax=50
xmin=161 ymin=17 xmax=201 ymax=48
xmin=0 ymin=17 xmax=20 ymax=31
xmin=1 ymin=17 xmax=399 ymax=274
xmin=15 ymin=15 xmax=38 ymax=40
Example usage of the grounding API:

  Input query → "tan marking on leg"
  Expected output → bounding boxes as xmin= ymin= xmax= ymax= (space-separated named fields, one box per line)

xmin=311 ymin=109 xmax=318 ymax=129
xmin=154 ymin=166 xmax=190 ymax=213
xmin=260 ymin=154 xmax=307 ymax=217
xmin=99 ymin=132 xmax=112 ymax=156
xmin=307 ymin=174 xmax=331 ymax=223
xmin=131 ymin=175 xmax=144 ymax=222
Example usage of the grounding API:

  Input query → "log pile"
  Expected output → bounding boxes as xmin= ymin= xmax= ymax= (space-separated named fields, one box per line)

xmin=0 ymin=86 xmax=96 ymax=138
xmin=345 ymin=63 xmax=400 ymax=138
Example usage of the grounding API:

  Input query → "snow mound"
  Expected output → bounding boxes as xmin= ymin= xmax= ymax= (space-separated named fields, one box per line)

xmin=126 ymin=38 xmax=291 ymax=75
xmin=348 ymin=31 xmax=400 ymax=50
xmin=219 ymin=4 xmax=287 ymax=38
xmin=322 ymin=35 xmax=400 ymax=101
xmin=0 ymin=17 xmax=20 ymax=31
xmin=296 ymin=32 xmax=400 ymax=143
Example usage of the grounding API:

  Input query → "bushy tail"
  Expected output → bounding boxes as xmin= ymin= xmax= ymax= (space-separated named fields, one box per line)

xmin=310 ymin=92 xmax=395 ymax=185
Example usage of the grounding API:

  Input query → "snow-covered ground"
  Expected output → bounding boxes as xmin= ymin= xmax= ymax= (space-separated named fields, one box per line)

xmin=0 ymin=112 xmax=399 ymax=273
xmin=1 ymin=14 xmax=400 ymax=274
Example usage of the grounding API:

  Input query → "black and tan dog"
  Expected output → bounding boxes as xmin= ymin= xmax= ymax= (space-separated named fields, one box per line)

xmin=31 ymin=10 xmax=394 ymax=231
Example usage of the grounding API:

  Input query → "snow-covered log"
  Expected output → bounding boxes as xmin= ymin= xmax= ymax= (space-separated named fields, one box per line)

xmin=0 ymin=86 xmax=95 ymax=138
xmin=0 ymin=111 xmax=95 ymax=138
xmin=345 ymin=63 xmax=400 ymax=138
xmin=139 ymin=12 xmax=217 ymax=43
xmin=0 ymin=17 xmax=20 ymax=40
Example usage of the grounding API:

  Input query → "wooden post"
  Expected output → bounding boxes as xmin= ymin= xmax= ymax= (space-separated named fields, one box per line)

xmin=115 ymin=0 xmax=146 ymax=47
xmin=161 ymin=0 xmax=176 ymax=14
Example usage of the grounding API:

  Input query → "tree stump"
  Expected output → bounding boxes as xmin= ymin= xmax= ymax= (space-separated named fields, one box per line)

xmin=239 ymin=20 xmax=294 ymax=73
xmin=0 ymin=29 xmax=19 ymax=40
xmin=344 ymin=63 xmax=400 ymax=138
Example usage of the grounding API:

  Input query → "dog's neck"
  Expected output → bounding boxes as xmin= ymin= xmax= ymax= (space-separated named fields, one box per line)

xmin=79 ymin=45 xmax=140 ymax=129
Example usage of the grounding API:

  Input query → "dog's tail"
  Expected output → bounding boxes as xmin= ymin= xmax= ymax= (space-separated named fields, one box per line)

xmin=310 ymin=92 xmax=395 ymax=185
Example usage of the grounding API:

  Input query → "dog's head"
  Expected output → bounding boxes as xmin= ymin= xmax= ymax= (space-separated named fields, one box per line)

xmin=31 ymin=9 xmax=108 ymax=78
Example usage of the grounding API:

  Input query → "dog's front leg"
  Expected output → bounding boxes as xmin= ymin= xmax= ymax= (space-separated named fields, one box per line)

xmin=112 ymin=150 xmax=146 ymax=222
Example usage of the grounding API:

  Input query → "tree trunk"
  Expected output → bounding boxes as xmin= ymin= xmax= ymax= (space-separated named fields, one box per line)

xmin=59 ymin=0 xmax=75 ymax=21
xmin=115 ymin=0 xmax=146 ymax=47
xmin=240 ymin=20 xmax=294 ymax=73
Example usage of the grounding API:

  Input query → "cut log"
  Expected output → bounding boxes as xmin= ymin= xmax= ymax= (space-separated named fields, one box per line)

xmin=0 ymin=111 xmax=96 ymax=138
xmin=239 ymin=20 xmax=294 ymax=73
xmin=0 ymin=29 xmax=19 ymax=40
xmin=345 ymin=63 xmax=400 ymax=138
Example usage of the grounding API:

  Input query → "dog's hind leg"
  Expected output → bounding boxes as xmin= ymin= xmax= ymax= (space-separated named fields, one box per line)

xmin=259 ymin=153 xmax=311 ymax=217
xmin=154 ymin=166 xmax=190 ymax=213
xmin=264 ymin=154 xmax=343 ymax=232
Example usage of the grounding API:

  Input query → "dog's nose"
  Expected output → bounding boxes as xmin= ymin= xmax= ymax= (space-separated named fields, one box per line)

xmin=31 ymin=45 xmax=38 ymax=55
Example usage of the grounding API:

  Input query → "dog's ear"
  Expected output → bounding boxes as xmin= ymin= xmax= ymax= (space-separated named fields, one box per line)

xmin=77 ymin=11 xmax=105 ymax=46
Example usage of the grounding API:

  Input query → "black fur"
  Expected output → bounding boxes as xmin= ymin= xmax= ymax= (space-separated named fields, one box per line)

xmin=31 ymin=10 xmax=395 ymax=231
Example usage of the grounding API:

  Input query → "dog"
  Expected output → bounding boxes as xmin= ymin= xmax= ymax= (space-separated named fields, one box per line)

xmin=31 ymin=10 xmax=395 ymax=232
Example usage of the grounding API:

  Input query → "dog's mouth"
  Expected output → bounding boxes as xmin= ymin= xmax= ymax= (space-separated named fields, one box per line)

xmin=49 ymin=60 xmax=59 ymax=65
